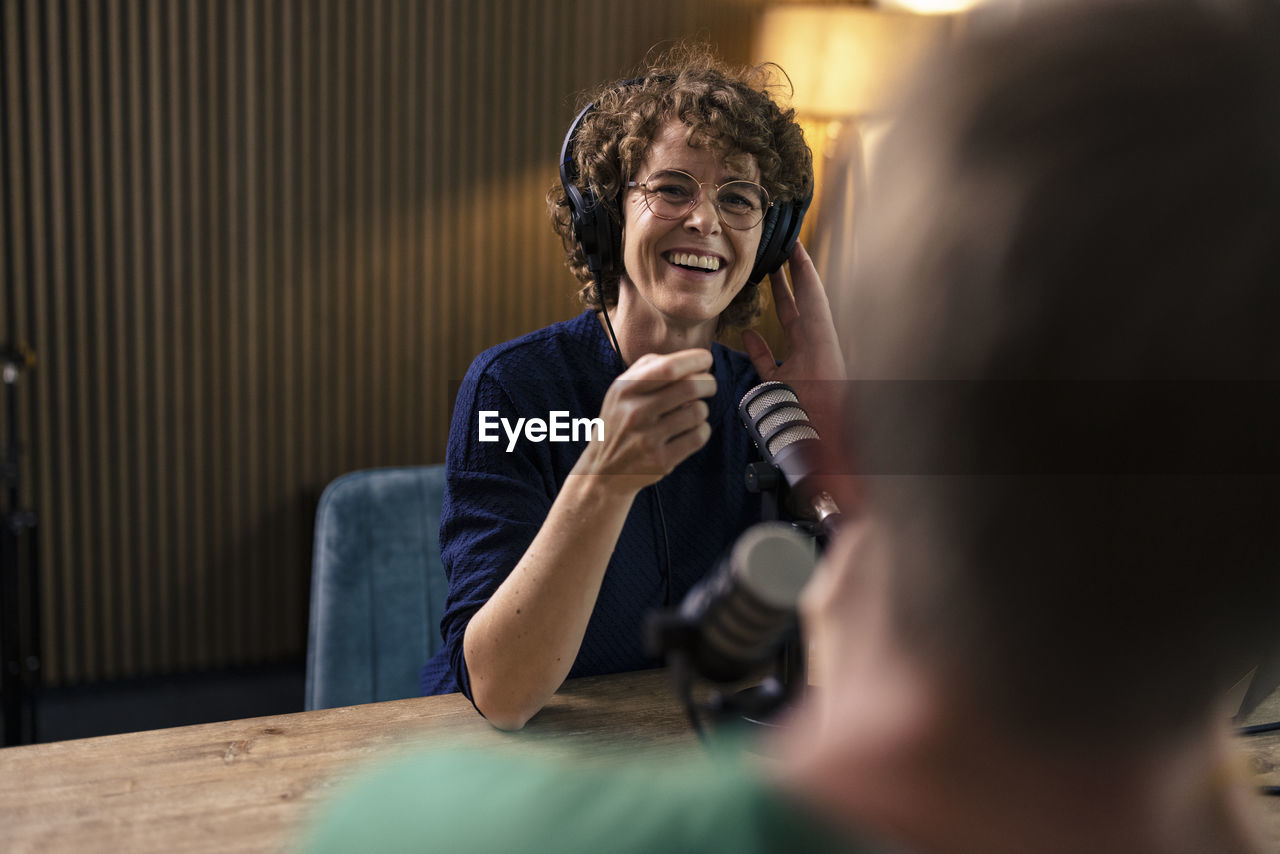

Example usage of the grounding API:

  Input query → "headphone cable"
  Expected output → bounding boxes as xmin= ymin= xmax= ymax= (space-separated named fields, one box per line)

xmin=597 ymin=276 xmax=674 ymax=608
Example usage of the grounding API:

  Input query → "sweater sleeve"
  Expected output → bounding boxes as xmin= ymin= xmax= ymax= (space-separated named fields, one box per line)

xmin=434 ymin=358 xmax=560 ymax=702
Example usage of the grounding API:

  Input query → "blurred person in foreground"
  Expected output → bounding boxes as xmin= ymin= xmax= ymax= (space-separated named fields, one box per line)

xmin=310 ymin=1 xmax=1280 ymax=851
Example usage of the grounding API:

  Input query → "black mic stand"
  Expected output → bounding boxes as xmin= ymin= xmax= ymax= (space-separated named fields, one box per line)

xmin=647 ymin=463 xmax=817 ymax=740
xmin=1 ymin=343 xmax=40 ymax=746
xmin=735 ymin=461 xmax=812 ymax=724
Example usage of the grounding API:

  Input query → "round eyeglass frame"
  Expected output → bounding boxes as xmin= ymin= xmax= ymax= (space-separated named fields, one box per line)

xmin=625 ymin=169 xmax=772 ymax=230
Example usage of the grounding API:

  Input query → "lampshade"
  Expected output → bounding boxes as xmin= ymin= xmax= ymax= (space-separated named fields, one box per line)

xmin=755 ymin=5 xmax=951 ymax=119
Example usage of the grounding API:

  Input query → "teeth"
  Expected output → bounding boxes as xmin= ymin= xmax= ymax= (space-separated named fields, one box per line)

xmin=666 ymin=252 xmax=720 ymax=271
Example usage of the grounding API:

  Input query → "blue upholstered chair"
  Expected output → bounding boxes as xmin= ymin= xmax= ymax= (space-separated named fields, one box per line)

xmin=305 ymin=465 xmax=449 ymax=710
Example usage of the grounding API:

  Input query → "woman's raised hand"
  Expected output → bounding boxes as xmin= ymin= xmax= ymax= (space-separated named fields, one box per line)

xmin=741 ymin=240 xmax=846 ymax=386
xmin=740 ymin=241 xmax=846 ymax=436
xmin=571 ymin=348 xmax=716 ymax=493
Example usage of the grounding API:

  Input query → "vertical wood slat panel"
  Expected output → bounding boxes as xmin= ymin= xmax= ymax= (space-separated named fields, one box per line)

xmin=101 ymin=0 xmax=122 ymax=678
xmin=3 ymin=0 xmax=768 ymax=687
xmin=158 ymin=0 xmax=180 ymax=677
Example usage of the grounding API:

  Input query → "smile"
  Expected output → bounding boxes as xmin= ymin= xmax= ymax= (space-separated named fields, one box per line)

xmin=664 ymin=251 xmax=721 ymax=272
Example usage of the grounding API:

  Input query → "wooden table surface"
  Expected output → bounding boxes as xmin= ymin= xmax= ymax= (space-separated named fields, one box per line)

xmin=0 ymin=669 xmax=697 ymax=854
xmin=1 ymin=669 xmax=1277 ymax=853
xmin=1240 ymin=686 xmax=1280 ymax=847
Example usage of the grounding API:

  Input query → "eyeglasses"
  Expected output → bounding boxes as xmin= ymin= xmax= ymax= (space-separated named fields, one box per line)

xmin=626 ymin=169 xmax=771 ymax=230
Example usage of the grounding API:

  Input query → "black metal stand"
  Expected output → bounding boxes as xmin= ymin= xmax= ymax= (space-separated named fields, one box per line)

xmin=654 ymin=461 xmax=820 ymax=739
xmin=1 ymin=343 xmax=40 ymax=746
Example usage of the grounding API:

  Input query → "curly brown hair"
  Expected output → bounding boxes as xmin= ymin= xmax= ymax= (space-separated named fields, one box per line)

xmin=547 ymin=43 xmax=813 ymax=331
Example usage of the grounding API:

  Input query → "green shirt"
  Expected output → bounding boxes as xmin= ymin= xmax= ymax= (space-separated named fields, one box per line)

xmin=304 ymin=743 xmax=879 ymax=854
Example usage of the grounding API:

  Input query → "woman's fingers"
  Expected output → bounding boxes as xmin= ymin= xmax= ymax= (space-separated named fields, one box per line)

xmin=627 ymin=348 xmax=712 ymax=383
xmin=769 ymin=264 xmax=799 ymax=327
xmin=786 ymin=241 xmax=822 ymax=303
xmin=768 ymin=241 xmax=847 ymax=384
xmin=588 ymin=349 xmax=718 ymax=482
xmin=772 ymin=241 xmax=831 ymax=327
xmin=741 ymin=329 xmax=778 ymax=381
xmin=658 ymin=399 xmax=710 ymax=439
xmin=648 ymin=373 xmax=716 ymax=418
xmin=661 ymin=420 xmax=713 ymax=464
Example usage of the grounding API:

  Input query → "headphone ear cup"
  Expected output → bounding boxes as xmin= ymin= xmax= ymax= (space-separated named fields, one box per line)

xmin=747 ymin=189 xmax=813 ymax=286
xmin=565 ymin=181 xmax=620 ymax=279
xmin=560 ymin=101 xmax=624 ymax=281
xmin=593 ymin=192 xmax=622 ymax=279
xmin=748 ymin=205 xmax=783 ymax=286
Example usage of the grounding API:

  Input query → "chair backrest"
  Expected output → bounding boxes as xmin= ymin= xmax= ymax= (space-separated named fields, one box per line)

xmin=305 ymin=465 xmax=448 ymax=710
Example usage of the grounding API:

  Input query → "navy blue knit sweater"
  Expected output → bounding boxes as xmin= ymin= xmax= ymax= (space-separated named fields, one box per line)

xmin=419 ymin=310 xmax=765 ymax=699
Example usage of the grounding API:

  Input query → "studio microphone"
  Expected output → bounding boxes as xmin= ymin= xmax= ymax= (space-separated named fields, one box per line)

xmin=738 ymin=381 xmax=841 ymax=540
xmin=649 ymin=521 xmax=818 ymax=684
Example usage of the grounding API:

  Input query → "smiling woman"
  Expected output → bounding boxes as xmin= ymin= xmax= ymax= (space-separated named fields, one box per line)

xmin=551 ymin=47 xmax=814 ymax=334
xmin=613 ymin=119 xmax=767 ymax=344
xmin=418 ymin=45 xmax=844 ymax=730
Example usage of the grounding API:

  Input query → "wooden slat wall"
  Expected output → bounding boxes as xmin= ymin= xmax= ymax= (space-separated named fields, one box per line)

xmin=0 ymin=0 xmax=763 ymax=686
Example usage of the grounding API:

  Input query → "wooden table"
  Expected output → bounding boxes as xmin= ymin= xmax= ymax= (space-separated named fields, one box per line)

xmin=0 ymin=669 xmax=696 ymax=853
xmin=1 ymin=669 xmax=1277 ymax=853
xmin=1240 ymin=687 xmax=1280 ymax=847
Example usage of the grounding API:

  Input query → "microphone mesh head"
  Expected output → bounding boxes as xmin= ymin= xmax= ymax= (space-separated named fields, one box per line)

xmin=744 ymin=384 xmax=819 ymax=456
xmin=766 ymin=422 xmax=819 ymax=456
xmin=744 ymin=385 xmax=798 ymax=419
xmin=758 ymin=405 xmax=806 ymax=437
xmin=732 ymin=522 xmax=818 ymax=609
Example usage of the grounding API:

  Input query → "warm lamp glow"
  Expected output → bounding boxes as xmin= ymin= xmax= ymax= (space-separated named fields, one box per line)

xmin=881 ymin=0 xmax=980 ymax=13
xmin=751 ymin=4 xmax=954 ymax=346
xmin=756 ymin=5 xmax=950 ymax=119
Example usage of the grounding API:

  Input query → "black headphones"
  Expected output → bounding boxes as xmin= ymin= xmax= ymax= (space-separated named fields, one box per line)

xmin=558 ymin=80 xmax=813 ymax=288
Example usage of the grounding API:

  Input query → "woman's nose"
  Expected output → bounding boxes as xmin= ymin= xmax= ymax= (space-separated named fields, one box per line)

xmin=683 ymin=191 xmax=722 ymax=234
